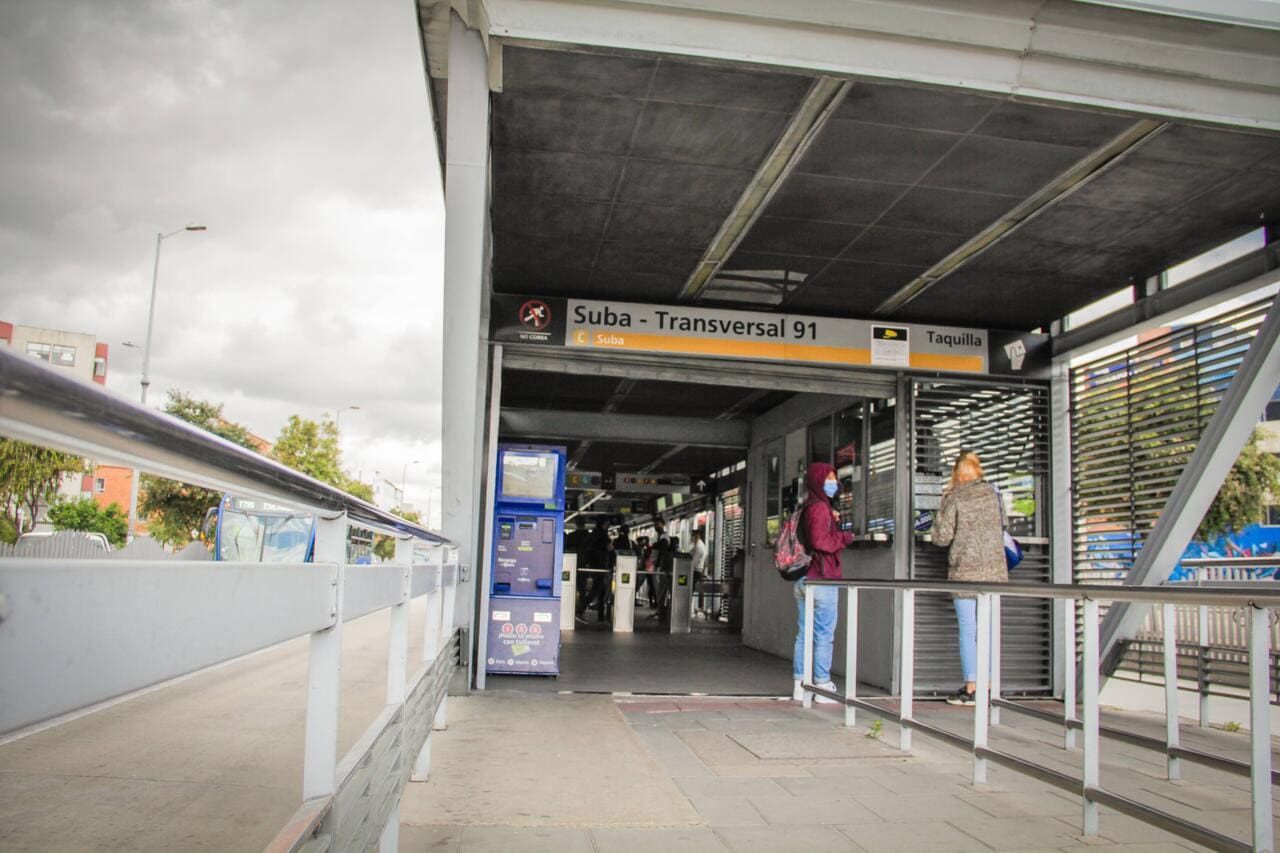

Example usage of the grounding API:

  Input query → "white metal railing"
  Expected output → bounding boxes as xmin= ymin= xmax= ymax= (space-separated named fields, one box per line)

xmin=800 ymin=578 xmax=1280 ymax=853
xmin=0 ymin=347 xmax=464 ymax=852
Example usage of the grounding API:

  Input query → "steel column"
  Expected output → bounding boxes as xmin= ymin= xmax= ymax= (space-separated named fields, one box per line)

xmin=990 ymin=594 xmax=1002 ymax=727
xmin=474 ymin=344 xmax=503 ymax=690
xmin=440 ymin=8 xmax=490 ymax=612
xmin=1063 ymin=597 xmax=1077 ymax=750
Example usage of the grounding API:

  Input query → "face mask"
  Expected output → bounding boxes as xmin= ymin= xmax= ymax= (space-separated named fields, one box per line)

xmin=823 ymin=481 xmax=838 ymax=498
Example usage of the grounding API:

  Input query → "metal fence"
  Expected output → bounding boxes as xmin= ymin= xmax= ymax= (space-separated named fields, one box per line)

xmin=0 ymin=347 xmax=461 ymax=853
xmin=799 ymin=577 xmax=1280 ymax=853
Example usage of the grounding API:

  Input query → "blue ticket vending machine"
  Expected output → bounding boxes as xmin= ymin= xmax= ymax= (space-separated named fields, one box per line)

xmin=486 ymin=444 xmax=566 ymax=676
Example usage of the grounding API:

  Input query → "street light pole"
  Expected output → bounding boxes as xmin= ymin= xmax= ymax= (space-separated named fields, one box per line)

xmin=129 ymin=224 xmax=206 ymax=540
xmin=140 ymin=225 xmax=205 ymax=406
xmin=401 ymin=459 xmax=421 ymax=511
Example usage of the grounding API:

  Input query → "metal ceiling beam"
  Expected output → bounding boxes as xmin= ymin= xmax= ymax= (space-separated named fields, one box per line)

xmin=872 ymin=118 xmax=1167 ymax=317
xmin=678 ymin=76 xmax=850 ymax=302
xmin=637 ymin=389 xmax=769 ymax=474
xmin=1098 ymin=299 xmax=1280 ymax=674
xmin=483 ymin=0 xmax=1280 ymax=130
xmin=499 ymin=409 xmax=750 ymax=448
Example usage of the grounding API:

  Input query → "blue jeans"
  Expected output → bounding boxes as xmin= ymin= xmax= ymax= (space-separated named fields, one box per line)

xmin=793 ymin=580 xmax=838 ymax=683
xmin=954 ymin=598 xmax=978 ymax=683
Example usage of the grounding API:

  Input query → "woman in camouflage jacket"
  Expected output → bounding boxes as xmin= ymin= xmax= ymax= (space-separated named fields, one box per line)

xmin=933 ymin=451 xmax=1007 ymax=705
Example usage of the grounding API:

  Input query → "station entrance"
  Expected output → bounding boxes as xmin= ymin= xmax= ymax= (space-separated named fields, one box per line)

xmin=475 ymin=330 xmax=1054 ymax=697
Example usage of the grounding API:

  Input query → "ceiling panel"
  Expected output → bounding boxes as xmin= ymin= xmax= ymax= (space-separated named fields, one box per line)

xmin=630 ymin=102 xmax=793 ymax=169
xmin=615 ymin=160 xmax=752 ymax=210
xmin=762 ymin=174 xmax=902 ymax=224
xmin=835 ymin=82 xmax=999 ymax=132
xmin=921 ymin=136 xmax=1089 ymax=196
xmin=875 ymin=187 xmax=1019 ymax=235
xmin=735 ymin=216 xmax=857 ymax=257
xmin=796 ymin=120 xmax=957 ymax=182
xmin=840 ymin=227 xmax=967 ymax=266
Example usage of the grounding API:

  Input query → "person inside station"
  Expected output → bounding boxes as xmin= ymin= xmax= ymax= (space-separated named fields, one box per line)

xmin=650 ymin=517 xmax=676 ymax=621
xmin=566 ymin=517 xmax=592 ymax=620
xmin=613 ymin=523 xmax=633 ymax=554
xmin=581 ymin=516 xmax=614 ymax=623
xmin=689 ymin=528 xmax=709 ymax=612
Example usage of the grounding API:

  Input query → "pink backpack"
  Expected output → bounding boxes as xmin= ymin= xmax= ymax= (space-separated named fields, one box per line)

xmin=773 ymin=509 xmax=811 ymax=581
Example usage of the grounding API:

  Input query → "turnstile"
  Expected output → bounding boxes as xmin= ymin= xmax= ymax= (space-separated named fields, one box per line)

xmin=559 ymin=551 xmax=577 ymax=632
xmin=668 ymin=554 xmax=693 ymax=634
xmin=612 ymin=552 xmax=636 ymax=633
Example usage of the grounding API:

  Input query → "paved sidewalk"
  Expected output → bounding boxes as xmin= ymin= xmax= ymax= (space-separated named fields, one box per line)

xmin=402 ymin=692 xmax=1280 ymax=852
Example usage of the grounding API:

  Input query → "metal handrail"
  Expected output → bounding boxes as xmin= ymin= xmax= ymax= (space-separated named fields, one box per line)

xmin=798 ymin=576 xmax=1275 ymax=853
xmin=804 ymin=576 xmax=1280 ymax=608
xmin=0 ymin=347 xmax=446 ymax=542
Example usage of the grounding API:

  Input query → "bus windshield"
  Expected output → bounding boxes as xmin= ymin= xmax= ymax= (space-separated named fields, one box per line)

xmin=218 ymin=506 xmax=314 ymax=563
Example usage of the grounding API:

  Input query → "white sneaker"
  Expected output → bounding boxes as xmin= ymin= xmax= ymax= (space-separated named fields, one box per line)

xmin=792 ymin=680 xmax=804 ymax=701
xmin=814 ymin=681 xmax=840 ymax=705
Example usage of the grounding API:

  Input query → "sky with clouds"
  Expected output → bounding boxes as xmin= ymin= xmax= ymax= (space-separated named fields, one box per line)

xmin=1 ymin=0 xmax=446 ymax=523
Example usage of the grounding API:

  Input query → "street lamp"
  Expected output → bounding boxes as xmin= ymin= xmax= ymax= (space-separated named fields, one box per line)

xmin=129 ymin=224 xmax=205 ymax=541
xmin=334 ymin=405 xmax=360 ymax=433
xmin=401 ymin=460 xmax=421 ymax=510
xmin=140 ymin=225 xmax=206 ymax=405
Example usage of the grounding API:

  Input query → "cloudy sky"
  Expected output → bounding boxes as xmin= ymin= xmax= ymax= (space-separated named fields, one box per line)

xmin=1 ymin=0 xmax=446 ymax=523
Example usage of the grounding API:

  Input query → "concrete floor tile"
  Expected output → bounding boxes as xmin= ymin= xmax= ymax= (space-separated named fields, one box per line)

xmin=805 ymin=758 xmax=915 ymax=778
xmin=456 ymin=826 xmax=595 ymax=852
xmin=747 ymin=794 xmax=881 ymax=825
xmin=398 ymin=823 xmax=462 ymax=851
xmin=590 ymin=827 xmax=730 ymax=852
xmin=675 ymin=776 xmax=785 ymax=799
xmin=689 ymin=795 xmax=767 ymax=826
xmin=946 ymin=815 xmax=1085 ymax=850
xmin=715 ymin=824 xmax=861 ymax=852
xmin=729 ymin=730 xmax=902 ymax=760
xmin=834 ymin=820 xmax=992 ymax=852
xmin=855 ymin=792 xmax=990 ymax=823
xmin=872 ymin=767 xmax=974 ymax=794
xmin=710 ymin=763 xmax=812 ymax=778
xmin=1059 ymin=845 xmax=1196 ymax=853
xmin=958 ymin=790 xmax=1083 ymax=819
xmin=678 ymin=729 xmax=764 ymax=766
xmin=777 ymin=776 xmax=892 ymax=800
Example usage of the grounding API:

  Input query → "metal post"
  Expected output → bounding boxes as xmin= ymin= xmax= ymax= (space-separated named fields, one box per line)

xmin=1064 ymin=597 xmax=1077 ymax=750
xmin=973 ymin=593 xmax=991 ymax=785
xmin=1161 ymin=603 xmax=1182 ymax=780
xmin=1198 ymin=567 xmax=1211 ymax=728
xmin=474 ymin=344 xmax=503 ymax=690
xmin=845 ymin=587 xmax=858 ymax=728
xmin=412 ymin=552 xmax=443 ymax=783
xmin=1249 ymin=605 xmax=1274 ymax=853
xmin=385 ymin=537 xmax=412 ymax=846
xmin=990 ymin=594 xmax=1002 ymax=726
xmin=899 ymin=589 xmax=914 ymax=752
xmin=302 ymin=512 xmax=347 ymax=801
xmin=1082 ymin=598 xmax=1100 ymax=837
xmin=802 ymin=583 xmax=815 ymax=710
xmin=140 ymin=231 xmax=163 ymax=407
xmin=436 ymin=560 xmax=458 ymax=732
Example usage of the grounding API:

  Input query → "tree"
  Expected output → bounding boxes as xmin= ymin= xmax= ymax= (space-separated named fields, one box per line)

xmin=48 ymin=498 xmax=128 ymax=547
xmin=373 ymin=508 xmax=424 ymax=562
xmin=1198 ymin=427 xmax=1280 ymax=540
xmin=272 ymin=415 xmax=344 ymax=485
xmin=344 ymin=478 xmax=374 ymax=502
xmin=0 ymin=439 xmax=85 ymax=538
xmin=140 ymin=390 xmax=260 ymax=547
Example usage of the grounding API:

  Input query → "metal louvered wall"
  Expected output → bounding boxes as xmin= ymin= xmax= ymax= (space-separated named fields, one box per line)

xmin=1070 ymin=297 xmax=1274 ymax=587
xmin=911 ymin=379 xmax=1053 ymax=694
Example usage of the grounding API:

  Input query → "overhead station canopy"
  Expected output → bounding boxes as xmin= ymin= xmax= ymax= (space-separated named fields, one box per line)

xmin=418 ymin=0 xmax=1280 ymax=480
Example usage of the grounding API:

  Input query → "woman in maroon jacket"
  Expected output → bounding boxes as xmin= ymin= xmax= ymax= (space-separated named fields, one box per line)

xmin=792 ymin=461 xmax=855 ymax=702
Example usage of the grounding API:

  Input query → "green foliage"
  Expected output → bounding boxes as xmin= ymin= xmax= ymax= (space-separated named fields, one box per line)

xmin=272 ymin=415 xmax=344 ymax=486
xmin=396 ymin=508 xmax=423 ymax=525
xmin=47 ymin=498 xmax=128 ymax=547
xmin=0 ymin=514 xmax=17 ymax=545
xmin=141 ymin=390 xmax=260 ymax=547
xmin=344 ymin=478 xmax=374 ymax=502
xmin=0 ymin=439 xmax=85 ymax=535
xmin=1223 ymin=721 xmax=1242 ymax=733
xmin=865 ymin=719 xmax=883 ymax=740
xmin=1198 ymin=428 xmax=1280 ymax=540
xmin=373 ymin=534 xmax=396 ymax=562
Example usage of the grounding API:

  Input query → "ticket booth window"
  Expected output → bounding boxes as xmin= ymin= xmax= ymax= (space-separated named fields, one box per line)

xmin=764 ymin=441 xmax=782 ymax=545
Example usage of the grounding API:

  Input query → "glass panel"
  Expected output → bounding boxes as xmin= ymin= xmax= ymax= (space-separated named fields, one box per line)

xmin=765 ymin=441 xmax=782 ymax=546
xmin=866 ymin=398 xmax=897 ymax=535
xmin=806 ymin=415 xmax=833 ymax=467
xmin=834 ymin=404 xmax=863 ymax=534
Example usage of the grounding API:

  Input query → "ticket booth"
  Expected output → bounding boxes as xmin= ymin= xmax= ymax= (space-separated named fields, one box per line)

xmin=485 ymin=444 xmax=566 ymax=676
